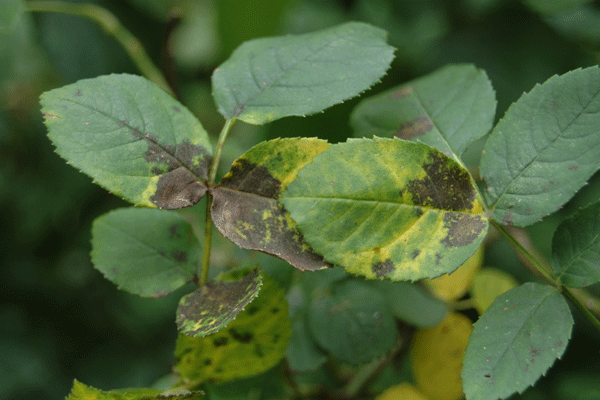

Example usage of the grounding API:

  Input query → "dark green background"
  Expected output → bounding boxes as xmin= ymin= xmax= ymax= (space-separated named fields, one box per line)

xmin=2 ymin=0 xmax=600 ymax=399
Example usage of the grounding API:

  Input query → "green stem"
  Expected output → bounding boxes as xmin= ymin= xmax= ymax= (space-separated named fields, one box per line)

xmin=490 ymin=220 xmax=556 ymax=284
xmin=25 ymin=1 xmax=174 ymax=96
xmin=562 ymin=287 xmax=600 ymax=334
xmin=491 ymin=220 xmax=600 ymax=335
xmin=198 ymin=118 xmax=236 ymax=284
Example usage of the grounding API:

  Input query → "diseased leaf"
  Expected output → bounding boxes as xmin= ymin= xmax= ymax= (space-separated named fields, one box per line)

xmin=175 ymin=274 xmax=291 ymax=384
xmin=91 ymin=208 xmax=200 ymax=297
xmin=41 ymin=74 xmax=212 ymax=209
xmin=411 ymin=313 xmax=472 ymax=400
xmin=211 ymin=138 xmax=330 ymax=271
xmin=65 ymin=380 xmax=204 ymax=400
xmin=462 ymin=283 xmax=573 ymax=400
xmin=177 ymin=267 xmax=262 ymax=337
xmin=368 ymin=280 xmax=447 ymax=328
xmin=212 ymin=22 xmax=395 ymax=124
xmin=471 ymin=268 xmax=519 ymax=314
xmin=552 ymin=202 xmax=600 ymax=287
xmin=308 ymin=279 xmax=398 ymax=365
xmin=481 ymin=66 xmax=600 ymax=226
xmin=350 ymin=64 xmax=496 ymax=160
xmin=424 ymin=245 xmax=484 ymax=302
xmin=280 ymin=137 xmax=488 ymax=281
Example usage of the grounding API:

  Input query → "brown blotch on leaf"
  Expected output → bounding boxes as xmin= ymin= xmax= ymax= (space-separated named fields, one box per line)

xmin=229 ymin=328 xmax=253 ymax=343
xmin=42 ymin=112 xmax=59 ymax=120
xmin=441 ymin=213 xmax=487 ymax=247
xmin=372 ymin=259 xmax=394 ymax=278
xmin=151 ymin=168 xmax=207 ymax=209
xmin=74 ymin=90 xmax=82 ymax=97
xmin=172 ymin=251 xmax=187 ymax=263
xmin=568 ymin=165 xmax=579 ymax=171
xmin=388 ymin=85 xmax=413 ymax=99
xmin=211 ymin=189 xmax=329 ymax=271
xmin=395 ymin=116 xmax=434 ymax=140
xmin=405 ymin=150 xmax=476 ymax=211
xmin=412 ymin=249 xmax=420 ymax=259
xmin=213 ymin=337 xmax=228 ymax=347
xmin=221 ymin=159 xmax=282 ymax=198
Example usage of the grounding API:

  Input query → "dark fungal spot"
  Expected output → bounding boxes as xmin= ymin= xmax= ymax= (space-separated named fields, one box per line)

xmin=74 ymin=89 xmax=82 ymax=96
xmin=395 ymin=116 xmax=434 ymax=140
xmin=215 ymin=367 xmax=223 ymax=373
xmin=229 ymin=328 xmax=253 ymax=343
xmin=414 ymin=207 xmax=424 ymax=218
xmin=172 ymin=251 xmax=187 ymax=263
xmin=271 ymin=307 xmax=279 ymax=314
xmin=213 ymin=337 xmax=228 ymax=347
xmin=273 ymin=334 xmax=280 ymax=343
xmin=568 ymin=165 xmax=578 ymax=171
xmin=220 ymin=159 xmax=282 ymax=198
xmin=173 ymin=106 xmax=180 ymax=112
xmin=436 ymin=254 xmax=442 ymax=265
xmin=405 ymin=150 xmax=476 ymax=211
xmin=412 ymin=249 xmax=420 ymax=259
xmin=169 ymin=224 xmax=179 ymax=238
xmin=441 ymin=213 xmax=487 ymax=247
xmin=372 ymin=259 xmax=394 ymax=278
xmin=151 ymin=167 xmax=163 ymax=175
xmin=247 ymin=305 xmax=259 ymax=316
xmin=203 ymin=358 xmax=212 ymax=366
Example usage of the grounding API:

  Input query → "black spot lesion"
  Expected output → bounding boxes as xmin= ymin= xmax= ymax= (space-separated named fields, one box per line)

xmin=213 ymin=337 xmax=228 ymax=347
xmin=441 ymin=213 xmax=487 ymax=247
xmin=372 ymin=259 xmax=394 ymax=278
xmin=172 ymin=251 xmax=187 ymax=263
xmin=411 ymin=249 xmax=420 ymax=259
xmin=406 ymin=150 xmax=476 ymax=211
xmin=229 ymin=328 xmax=253 ymax=343
xmin=395 ymin=116 xmax=434 ymax=140
xmin=220 ymin=159 xmax=282 ymax=198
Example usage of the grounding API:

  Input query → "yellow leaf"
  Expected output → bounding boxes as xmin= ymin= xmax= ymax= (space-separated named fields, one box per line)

xmin=470 ymin=267 xmax=518 ymax=314
xmin=377 ymin=382 xmax=430 ymax=400
xmin=424 ymin=246 xmax=483 ymax=302
xmin=411 ymin=312 xmax=472 ymax=400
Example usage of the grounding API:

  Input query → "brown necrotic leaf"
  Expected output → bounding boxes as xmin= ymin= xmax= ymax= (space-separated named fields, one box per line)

xmin=177 ymin=267 xmax=262 ymax=337
xmin=210 ymin=138 xmax=331 ymax=271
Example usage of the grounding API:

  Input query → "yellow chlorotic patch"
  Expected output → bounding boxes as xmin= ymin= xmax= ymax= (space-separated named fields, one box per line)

xmin=139 ymin=175 xmax=160 ymax=207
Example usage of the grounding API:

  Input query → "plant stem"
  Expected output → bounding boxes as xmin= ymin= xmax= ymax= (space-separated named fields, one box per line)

xmin=562 ymin=287 xmax=600 ymax=334
xmin=198 ymin=118 xmax=236 ymax=284
xmin=491 ymin=220 xmax=600 ymax=335
xmin=490 ymin=220 xmax=556 ymax=284
xmin=25 ymin=1 xmax=174 ymax=96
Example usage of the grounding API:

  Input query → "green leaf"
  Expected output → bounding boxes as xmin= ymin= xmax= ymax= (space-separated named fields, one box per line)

xmin=286 ymin=317 xmax=327 ymax=372
xmin=462 ymin=283 xmax=573 ymax=400
xmin=308 ymin=279 xmax=398 ymax=365
xmin=211 ymin=138 xmax=330 ymax=271
xmin=211 ymin=22 xmax=395 ymax=124
xmin=175 ymin=273 xmax=291 ymax=384
xmin=280 ymin=137 xmax=488 ymax=281
xmin=481 ymin=66 xmax=600 ymax=226
xmin=0 ymin=0 xmax=23 ymax=33
xmin=176 ymin=267 xmax=262 ymax=337
xmin=368 ymin=280 xmax=447 ymax=328
xmin=40 ymin=74 xmax=212 ymax=209
xmin=523 ymin=0 xmax=594 ymax=15
xmin=65 ymin=380 xmax=204 ymax=400
xmin=91 ymin=208 xmax=201 ymax=297
xmin=552 ymin=202 xmax=600 ymax=287
xmin=350 ymin=64 xmax=496 ymax=160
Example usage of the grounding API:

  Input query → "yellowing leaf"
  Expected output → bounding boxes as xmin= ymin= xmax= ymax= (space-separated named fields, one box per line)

xmin=411 ymin=312 xmax=473 ymax=400
xmin=470 ymin=268 xmax=519 ymax=314
xmin=424 ymin=246 xmax=484 ymax=302
xmin=65 ymin=380 xmax=203 ymax=400
xmin=377 ymin=382 xmax=430 ymax=400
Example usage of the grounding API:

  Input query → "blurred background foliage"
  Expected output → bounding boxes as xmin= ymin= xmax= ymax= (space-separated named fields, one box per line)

xmin=2 ymin=0 xmax=600 ymax=399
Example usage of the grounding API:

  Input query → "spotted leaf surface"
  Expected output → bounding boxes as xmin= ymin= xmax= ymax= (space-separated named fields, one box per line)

xmin=65 ymin=380 xmax=204 ymax=400
xmin=41 ymin=74 xmax=212 ymax=209
xmin=280 ymin=137 xmax=488 ymax=281
xmin=177 ymin=267 xmax=262 ymax=337
xmin=212 ymin=22 xmax=395 ymax=124
xmin=552 ymin=201 xmax=600 ymax=287
xmin=175 ymin=274 xmax=290 ymax=384
xmin=481 ymin=66 xmax=600 ymax=226
xmin=211 ymin=138 xmax=330 ymax=271
xmin=351 ymin=64 xmax=496 ymax=161
xmin=91 ymin=208 xmax=200 ymax=297
xmin=462 ymin=283 xmax=573 ymax=400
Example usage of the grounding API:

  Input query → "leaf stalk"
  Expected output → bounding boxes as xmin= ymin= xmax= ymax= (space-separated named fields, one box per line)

xmin=25 ymin=1 xmax=174 ymax=96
